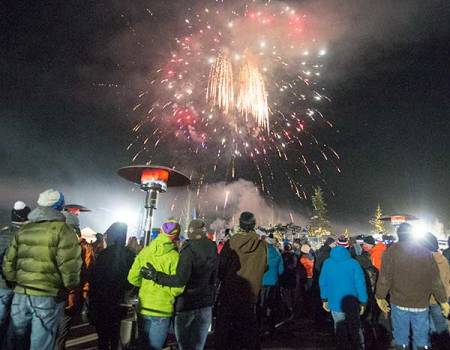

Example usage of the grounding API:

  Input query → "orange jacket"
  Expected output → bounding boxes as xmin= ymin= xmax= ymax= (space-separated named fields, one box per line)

xmin=66 ymin=239 xmax=94 ymax=314
xmin=300 ymin=255 xmax=314 ymax=279
xmin=370 ymin=242 xmax=386 ymax=271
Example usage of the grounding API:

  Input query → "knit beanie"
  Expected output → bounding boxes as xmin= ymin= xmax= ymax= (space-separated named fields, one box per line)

xmin=421 ymin=232 xmax=439 ymax=253
xmin=11 ymin=201 xmax=31 ymax=223
xmin=105 ymin=222 xmax=128 ymax=246
xmin=187 ymin=219 xmax=207 ymax=240
xmin=239 ymin=211 xmax=256 ymax=232
xmin=336 ymin=234 xmax=349 ymax=248
xmin=161 ymin=219 xmax=181 ymax=241
xmin=363 ymin=236 xmax=376 ymax=246
xmin=37 ymin=189 xmax=65 ymax=211
xmin=324 ymin=236 xmax=336 ymax=247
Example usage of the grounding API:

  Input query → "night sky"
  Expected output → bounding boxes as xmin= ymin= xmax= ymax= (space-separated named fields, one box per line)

xmin=1 ymin=1 xmax=449 ymax=232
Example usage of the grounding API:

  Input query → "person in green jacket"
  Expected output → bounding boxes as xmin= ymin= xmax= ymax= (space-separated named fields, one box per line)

xmin=2 ymin=189 xmax=82 ymax=350
xmin=128 ymin=219 xmax=184 ymax=350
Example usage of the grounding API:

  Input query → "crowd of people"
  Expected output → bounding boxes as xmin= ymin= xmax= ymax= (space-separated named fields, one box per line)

xmin=1 ymin=188 xmax=450 ymax=350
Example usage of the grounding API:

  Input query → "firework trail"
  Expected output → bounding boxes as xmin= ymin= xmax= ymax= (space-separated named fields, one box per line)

xmin=236 ymin=54 xmax=269 ymax=131
xmin=128 ymin=1 xmax=340 ymax=200
xmin=206 ymin=50 xmax=234 ymax=114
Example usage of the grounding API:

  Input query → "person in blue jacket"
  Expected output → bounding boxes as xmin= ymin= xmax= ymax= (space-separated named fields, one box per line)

xmin=259 ymin=234 xmax=284 ymax=334
xmin=319 ymin=235 xmax=367 ymax=350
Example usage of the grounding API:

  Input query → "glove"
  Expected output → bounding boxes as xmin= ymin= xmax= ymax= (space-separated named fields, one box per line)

xmin=360 ymin=304 xmax=365 ymax=316
xmin=376 ymin=298 xmax=390 ymax=313
xmin=322 ymin=301 xmax=330 ymax=312
xmin=440 ymin=302 xmax=450 ymax=318
xmin=140 ymin=263 xmax=157 ymax=280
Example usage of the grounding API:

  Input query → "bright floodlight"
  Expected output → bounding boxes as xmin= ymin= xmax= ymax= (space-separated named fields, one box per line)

xmin=410 ymin=220 xmax=427 ymax=240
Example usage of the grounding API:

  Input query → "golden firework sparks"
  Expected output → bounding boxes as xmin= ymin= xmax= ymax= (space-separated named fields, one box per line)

xmin=237 ymin=55 xmax=269 ymax=131
xmin=206 ymin=50 xmax=234 ymax=114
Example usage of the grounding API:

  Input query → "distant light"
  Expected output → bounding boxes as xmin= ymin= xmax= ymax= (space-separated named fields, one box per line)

xmin=228 ymin=21 xmax=233 ymax=28
xmin=319 ymin=49 xmax=327 ymax=56
xmin=260 ymin=41 xmax=267 ymax=48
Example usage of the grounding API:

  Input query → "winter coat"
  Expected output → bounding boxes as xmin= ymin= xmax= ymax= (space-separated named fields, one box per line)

xmin=314 ymin=244 xmax=331 ymax=275
xmin=151 ymin=238 xmax=218 ymax=312
xmin=0 ymin=225 xmax=19 ymax=289
xmin=354 ymin=252 xmax=378 ymax=295
xmin=128 ymin=233 xmax=184 ymax=316
xmin=369 ymin=242 xmax=386 ymax=271
xmin=443 ymin=248 xmax=450 ymax=267
xmin=319 ymin=246 xmax=368 ymax=312
xmin=376 ymin=241 xmax=447 ymax=308
xmin=66 ymin=239 xmax=94 ymax=315
xmin=89 ymin=243 xmax=135 ymax=322
xmin=300 ymin=254 xmax=314 ymax=279
xmin=280 ymin=251 xmax=297 ymax=288
xmin=2 ymin=207 xmax=82 ymax=297
xmin=263 ymin=244 xmax=284 ymax=286
xmin=218 ymin=228 xmax=267 ymax=304
xmin=430 ymin=252 xmax=450 ymax=305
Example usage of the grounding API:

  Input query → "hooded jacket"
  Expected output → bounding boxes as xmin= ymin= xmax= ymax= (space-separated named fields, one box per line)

xmin=2 ymin=207 xmax=82 ymax=297
xmin=150 ymin=237 xmax=218 ymax=312
xmin=218 ymin=228 xmax=267 ymax=303
xmin=0 ymin=225 xmax=20 ymax=289
xmin=280 ymin=250 xmax=297 ymax=288
xmin=430 ymin=252 xmax=450 ymax=305
xmin=376 ymin=241 xmax=447 ymax=308
xmin=89 ymin=226 xmax=135 ymax=322
xmin=319 ymin=246 xmax=368 ymax=312
xmin=128 ymin=233 xmax=184 ymax=316
xmin=369 ymin=242 xmax=386 ymax=271
xmin=262 ymin=243 xmax=284 ymax=286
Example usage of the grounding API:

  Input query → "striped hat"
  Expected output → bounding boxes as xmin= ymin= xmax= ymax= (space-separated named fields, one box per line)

xmin=336 ymin=234 xmax=349 ymax=248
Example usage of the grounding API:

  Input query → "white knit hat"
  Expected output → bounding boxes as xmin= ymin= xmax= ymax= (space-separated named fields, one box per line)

xmin=37 ymin=189 xmax=65 ymax=210
xmin=14 ymin=201 xmax=26 ymax=210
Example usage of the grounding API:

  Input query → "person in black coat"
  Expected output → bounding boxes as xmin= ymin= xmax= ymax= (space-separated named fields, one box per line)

xmin=141 ymin=219 xmax=218 ymax=350
xmin=89 ymin=222 xmax=136 ymax=350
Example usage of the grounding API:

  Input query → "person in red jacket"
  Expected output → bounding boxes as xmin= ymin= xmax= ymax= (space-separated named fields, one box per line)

xmin=299 ymin=244 xmax=315 ymax=316
xmin=362 ymin=236 xmax=386 ymax=271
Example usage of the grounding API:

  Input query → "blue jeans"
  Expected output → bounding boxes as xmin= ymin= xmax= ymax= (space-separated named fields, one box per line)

xmin=140 ymin=314 xmax=171 ymax=350
xmin=391 ymin=304 xmax=429 ymax=348
xmin=429 ymin=304 xmax=449 ymax=335
xmin=175 ymin=307 xmax=212 ymax=350
xmin=0 ymin=289 xmax=14 ymax=348
xmin=8 ymin=293 xmax=63 ymax=350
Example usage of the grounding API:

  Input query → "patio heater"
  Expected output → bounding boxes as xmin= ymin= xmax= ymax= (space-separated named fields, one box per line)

xmin=118 ymin=165 xmax=190 ymax=246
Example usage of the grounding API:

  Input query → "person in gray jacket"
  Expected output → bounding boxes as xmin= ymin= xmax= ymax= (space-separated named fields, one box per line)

xmin=0 ymin=201 xmax=30 ymax=346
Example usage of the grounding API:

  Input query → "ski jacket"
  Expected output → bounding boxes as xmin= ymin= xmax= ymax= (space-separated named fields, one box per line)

xmin=2 ymin=207 xmax=81 ymax=296
xmin=151 ymin=238 xmax=218 ymax=312
xmin=319 ymin=246 xmax=368 ymax=312
xmin=263 ymin=244 xmax=284 ymax=286
xmin=128 ymin=233 xmax=184 ymax=316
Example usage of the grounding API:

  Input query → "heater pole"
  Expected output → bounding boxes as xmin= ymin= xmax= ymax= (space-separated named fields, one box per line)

xmin=143 ymin=188 xmax=159 ymax=246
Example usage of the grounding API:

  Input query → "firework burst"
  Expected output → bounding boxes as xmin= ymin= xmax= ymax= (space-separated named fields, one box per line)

xmin=128 ymin=1 xmax=340 ymax=200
